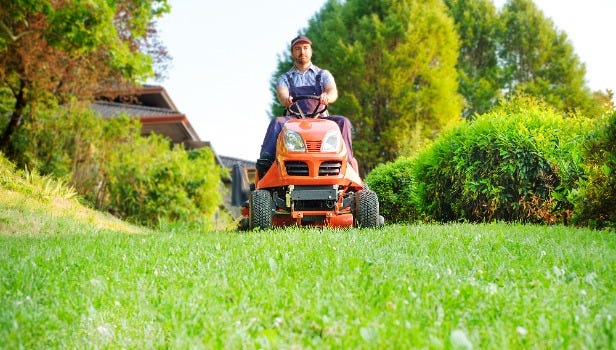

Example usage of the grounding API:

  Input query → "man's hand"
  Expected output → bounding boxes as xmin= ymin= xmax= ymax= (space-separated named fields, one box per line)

xmin=319 ymin=92 xmax=329 ymax=105
xmin=284 ymin=95 xmax=294 ymax=107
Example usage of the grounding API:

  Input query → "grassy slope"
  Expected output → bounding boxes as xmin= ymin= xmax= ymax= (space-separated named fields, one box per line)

xmin=0 ymin=166 xmax=614 ymax=348
xmin=0 ymin=190 xmax=143 ymax=236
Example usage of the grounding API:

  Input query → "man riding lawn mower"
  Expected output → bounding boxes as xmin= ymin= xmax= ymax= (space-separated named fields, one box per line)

xmin=234 ymin=95 xmax=382 ymax=230
xmin=233 ymin=35 xmax=382 ymax=230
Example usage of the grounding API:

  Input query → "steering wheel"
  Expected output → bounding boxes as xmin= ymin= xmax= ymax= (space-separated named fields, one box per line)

xmin=286 ymin=95 xmax=328 ymax=118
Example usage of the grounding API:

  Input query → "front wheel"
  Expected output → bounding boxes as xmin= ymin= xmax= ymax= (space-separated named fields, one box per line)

xmin=354 ymin=190 xmax=380 ymax=228
xmin=249 ymin=190 xmax=273 ymax=230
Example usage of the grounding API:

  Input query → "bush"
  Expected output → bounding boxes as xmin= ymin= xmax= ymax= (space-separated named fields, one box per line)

xmin=11 ymin=100 xmax=103 ymax=179
xmin=413 ymin=98 xmax=588 ymax=223
xmin=365 ymin=158 xmax=418 ymax=223
xmin=9 ymin=100 xmax=229 ymax=229
xmin=104 ymin=135 xmax=226 ymax=229
xmin=570 ymin=110 xmax=616 ymax=229
xmin=0 ymin=152 xmax=77 ymax=201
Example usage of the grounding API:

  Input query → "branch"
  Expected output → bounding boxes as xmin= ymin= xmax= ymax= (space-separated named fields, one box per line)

xmin=0 ymin=20 xmax=33 ymax=42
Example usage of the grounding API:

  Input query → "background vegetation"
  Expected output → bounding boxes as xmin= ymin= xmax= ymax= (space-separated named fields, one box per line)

xmin=0 ymin=0 xmax=227 ymax=229
xmin=569 ymin=110 xmax=616 ymax=228
xmin=104 ymin=134 xmax=226 ymax=229
xmin=1 ymin=0 xmax=614 ymax=229
xmin=367 ymin=98 xmax=615 ymax=229
xmin=0 ymin=0 xmax=170 ymax=156
xmin=270 ymin=0 xmax=611 ymax=175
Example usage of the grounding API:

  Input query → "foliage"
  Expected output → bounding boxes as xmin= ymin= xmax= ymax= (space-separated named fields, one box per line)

xmin=0 ymin=151 xmax=143 ymax=234
xmin=6 ymin=100 xmax=228 ymax=229
xmin=1 ymin=223 xmax=614 ymax=348
xmin=270 ymin=0 xmax=463 ymax=174
xmin=365 ymin=157 xmax=418 ymax=223
xmin=443 ymin=0 xmax=503 ymax=118
xmin=413 ymin=96 xmax=589 ymax=223
xmin=0 ymin=87 xmax=11 ymax=129
xmin=570 ymin=110 xmax=616 ymax=229
xmin=0 ymin=152 xmax=77 ymax=202
xmin=498 ymin=0 xmax=601 ymax=117
xmin=104 ymin=134 xmax=226 ymax=228
xmin=9 ymin=99 xmax=102 ymax=180
xmin=267 ymin=0 xmax=607 ymax=177
xmin=0 ymin=0 xmax=170 ymax=156
xmin=443 ymin=0 xmax=605 ymax=118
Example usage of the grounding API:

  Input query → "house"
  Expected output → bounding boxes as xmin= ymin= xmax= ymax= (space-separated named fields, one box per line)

xmin=92 ymin=85 xmax=255 ymax=215
xmin=92 ymin=85 xmax=202 ymax=149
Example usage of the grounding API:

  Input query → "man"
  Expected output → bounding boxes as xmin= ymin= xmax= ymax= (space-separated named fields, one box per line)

xmin=258 ymin=35 xmax=356 ymax=176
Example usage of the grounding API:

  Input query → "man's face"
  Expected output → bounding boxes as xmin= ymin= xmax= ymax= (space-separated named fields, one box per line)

xmin=292 ymin=42 xmax=312 ymax=65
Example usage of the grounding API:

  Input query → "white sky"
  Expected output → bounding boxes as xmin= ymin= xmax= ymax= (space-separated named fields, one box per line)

xmin=153 ymin=0 xmax=616 ymax=161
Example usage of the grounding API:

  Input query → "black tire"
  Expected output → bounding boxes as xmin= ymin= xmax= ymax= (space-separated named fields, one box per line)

xmin=354 ymin=189 xmax=380 ymax=228
xmin=237 ymin=217 xmax=249 ymax=231
xmin=249 ymin=190 xmax=273 ymax=230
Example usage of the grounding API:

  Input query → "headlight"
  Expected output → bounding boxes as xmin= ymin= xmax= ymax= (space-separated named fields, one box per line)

xmin=321 ymin=129 xmax=342 ymax=152
xmin=284 ymin=129 xmax=305 ymax=152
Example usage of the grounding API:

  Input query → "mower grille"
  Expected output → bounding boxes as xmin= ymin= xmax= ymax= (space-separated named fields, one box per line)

xmin=306 ymin=141 xmax=322 ymax=153
xmin=319 ymin=161 xmax=342 ymax=176
xmin=285 ymin=161 xmax=309 ymax=176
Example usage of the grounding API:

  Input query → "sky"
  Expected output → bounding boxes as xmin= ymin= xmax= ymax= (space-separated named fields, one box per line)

xmin=152 ymin=0 xmax=616 ymax=161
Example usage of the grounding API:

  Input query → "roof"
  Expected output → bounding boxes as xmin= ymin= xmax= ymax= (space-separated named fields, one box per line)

xmin=92 ymin=85 xmax=255 ymax=170
xmin=91 ymin=101 xmax=200 ymax=146
xmin=219 ymin=155 xmax=256 ymax=169
xmin=96 ymin=85 xmax=178 ymax=110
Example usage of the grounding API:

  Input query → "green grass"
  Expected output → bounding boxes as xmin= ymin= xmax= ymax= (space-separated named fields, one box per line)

xmin=1 ymin=157 xmax=614 ymax=348
xmin=1 ymin=221 xmax=615 ymax=349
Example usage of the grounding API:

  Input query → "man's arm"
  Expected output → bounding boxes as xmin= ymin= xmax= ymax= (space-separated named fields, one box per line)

xmin=321 ymin=82 xmax=338 ymax=105
xmin=276 ymin=85 xmax=293 ymax=107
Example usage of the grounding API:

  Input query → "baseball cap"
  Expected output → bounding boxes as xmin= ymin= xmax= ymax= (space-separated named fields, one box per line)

xmin=291 ymin=35 xmax=312 ymax=48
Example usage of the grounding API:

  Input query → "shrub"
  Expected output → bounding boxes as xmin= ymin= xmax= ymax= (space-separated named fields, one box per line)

xmin=9 ymin=100 xmax=228 ymax=229
xmin=11 ymin=100 xmax=103 ymax=179
xmin=413 ymin=98 xmax=587 ymax=223
xmin=570 ymin=110 xmax=616 ymax=229
xmin=104 ymin=135 xmax=226 ymax=229
xmin=365 ymin=158 xmax=418 ymax=223
xmin=0 ymin=152 xmax=77 ymax=201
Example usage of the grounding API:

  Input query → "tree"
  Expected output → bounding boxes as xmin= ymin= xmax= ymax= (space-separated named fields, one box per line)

xmin=270 ymin=0 xmax=462 ymax=174
xmin=499 ymin=0 xmax=599 ymax=116
xmin=443 ymin=0 xmax=503 ymax=118
xmin=0 ymin=0 xmax=169 ymax=158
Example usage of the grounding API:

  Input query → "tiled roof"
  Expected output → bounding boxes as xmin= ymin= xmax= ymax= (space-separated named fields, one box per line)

xmin=219 ymin=155 xmax=256 ymax=169
xmin=92 ymin=88 xmax=256 ymax=170
xmin=91 ymin=101 xmax=179 ymax=118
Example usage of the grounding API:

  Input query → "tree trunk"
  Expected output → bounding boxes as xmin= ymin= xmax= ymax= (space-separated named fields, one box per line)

xmin=0 ymin=80 xmax=26 ymax=157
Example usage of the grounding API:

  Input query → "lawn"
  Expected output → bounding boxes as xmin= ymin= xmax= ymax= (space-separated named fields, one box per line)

xmin=1 ymin=219 xmax=614 ymax=349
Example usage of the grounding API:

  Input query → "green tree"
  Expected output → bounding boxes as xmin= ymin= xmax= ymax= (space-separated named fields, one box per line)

xmin=270 ymin=0 xmax=462 ymax=174
xmin=499 ymin=0 xmax=599 ymax=116
xmin=443 ymin=0 xmax=503 ymax=118
xmin=0 ymin=0 xmax=169 ymax=158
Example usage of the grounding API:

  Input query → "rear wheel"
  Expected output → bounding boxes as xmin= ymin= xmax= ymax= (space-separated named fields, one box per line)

xmin=354 ymin=190 xmax=380 ymax=228
xmin=249 ymin=190 xmax=273 ymax=230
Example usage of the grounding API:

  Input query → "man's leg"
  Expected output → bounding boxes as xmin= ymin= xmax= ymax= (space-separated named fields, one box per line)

xmin=260 ymin=116 xmax=291 ymax=157
xmin=258 ymin=116 xmax=290 ymax=178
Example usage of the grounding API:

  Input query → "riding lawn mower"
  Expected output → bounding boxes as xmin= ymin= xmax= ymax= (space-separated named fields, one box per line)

xmin=233 ymin=95 xmax=382 ymax=230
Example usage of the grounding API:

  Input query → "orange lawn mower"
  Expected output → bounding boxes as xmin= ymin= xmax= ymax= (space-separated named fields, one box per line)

xmin=233 ymin=95 xmax=382 ymax=230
